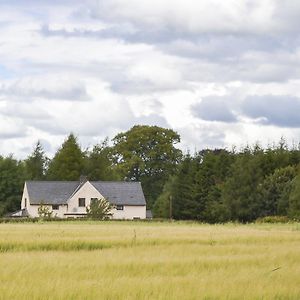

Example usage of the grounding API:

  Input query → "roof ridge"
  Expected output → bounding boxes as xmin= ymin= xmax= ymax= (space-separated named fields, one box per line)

xmin=26 ymin=180 xmax=80 ymax=183
xmin=91 ymin=181 xmax=142 ymax=184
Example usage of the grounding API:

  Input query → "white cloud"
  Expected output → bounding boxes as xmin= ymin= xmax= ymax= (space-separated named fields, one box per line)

xmin=0 ymin=74 xmax=90 ymax=101
xmin=90 ymin=0 xmax=277 ymax=34
xmin=0 ymin=0 xmax=300 ymax=157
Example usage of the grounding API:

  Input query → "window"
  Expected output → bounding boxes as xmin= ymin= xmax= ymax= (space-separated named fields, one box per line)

xmin=25 ymin=198 xmax=27 ymax=208
xmin=52 ymin=205 xmax=59 ymax=210
xmin=78 ymin=198 xmax=86 ymax=207
xmin=116 ymin=205 xmax=124 ymax=210
xmin=91 ymin=198 xmax=98 ymax=204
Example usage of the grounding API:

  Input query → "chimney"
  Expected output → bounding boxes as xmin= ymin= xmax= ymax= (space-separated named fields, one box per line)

xmin=79 ymin=175 xmax=88 ymax=184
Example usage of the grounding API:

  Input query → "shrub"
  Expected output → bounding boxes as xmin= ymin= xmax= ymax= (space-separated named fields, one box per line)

xmin=255 ymin=215 xmax=291 ymax=223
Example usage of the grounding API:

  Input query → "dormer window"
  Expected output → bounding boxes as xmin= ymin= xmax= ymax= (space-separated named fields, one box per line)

xmin=79 ymin=198 xmax=86 ymax=207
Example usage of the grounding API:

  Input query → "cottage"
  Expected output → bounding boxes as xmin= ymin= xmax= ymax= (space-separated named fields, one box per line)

xmin=20 ymin=178 xmax=146 ymax=219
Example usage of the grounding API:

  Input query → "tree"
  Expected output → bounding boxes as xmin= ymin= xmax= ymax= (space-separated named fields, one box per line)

xmin=221 ymin=147 xmax=264 ymax=222
xmin=111 ymin=125 xmax=182 ymax=208
xmin=25 ymin=141 xmax=48 ymax=180
xmin=38 ymin=203 xmax=52 ymax=219
xmin=257 ymin=166 xmax=297 ymax=216
xmin=0 ymin=155 xmax=26 ymax=216
xmin=153 ymin=176 xmax=175 ymax=218
xmin=47 ymin=133 xmax=85 ymax=180
xmin=169 ymin=155 xmax=199 ymax=220
xmin=288 ymin=169 xmax=300 ymax=219
xmin=84 ymin=139 xmax=120 ymax=181
xmin=86 ymin=198 xmax=113 ymax=219
xmin=193 ymin=149 xmax=234 ymax=222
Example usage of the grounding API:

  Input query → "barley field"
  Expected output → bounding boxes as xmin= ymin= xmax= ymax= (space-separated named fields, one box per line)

xmin=0 ymin=221 xmax=300 ymax=300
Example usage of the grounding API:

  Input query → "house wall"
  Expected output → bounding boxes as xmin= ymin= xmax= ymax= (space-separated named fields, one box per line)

xmin=26 ymin=204 xmax=67 ymax=218
xmin=111 ymin=205 xmax=146 ymax=220
xmin=20 ymin=183 xmax=29 ymax=210
xmin=67 ymin=181 xmax=103 ymax=215
xmin=21 ymin=181 xmax=146 ymax=219
xmin=21 ymin=183 xmax=68 ymax=218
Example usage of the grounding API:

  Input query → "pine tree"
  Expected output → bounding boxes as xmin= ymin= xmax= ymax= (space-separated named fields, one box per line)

xmin=25 ymin=141 xmax=48 ymax=180
xmin=47 ymin=133 xmax=85 ymax=180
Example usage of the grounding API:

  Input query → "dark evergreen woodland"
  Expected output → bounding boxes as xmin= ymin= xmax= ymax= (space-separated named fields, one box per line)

xmin=1 ymin=126 xmax=300 ymax=221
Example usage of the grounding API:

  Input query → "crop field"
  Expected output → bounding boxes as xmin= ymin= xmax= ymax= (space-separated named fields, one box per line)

xmin=0 ymin=221 xmax=300 ymax=300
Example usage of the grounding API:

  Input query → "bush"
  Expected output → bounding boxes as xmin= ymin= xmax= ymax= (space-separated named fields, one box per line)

xmin=255 ymin=215 xmax=291 ymax=223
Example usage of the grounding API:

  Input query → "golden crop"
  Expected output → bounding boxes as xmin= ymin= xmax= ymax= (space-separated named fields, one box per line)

xmin=0 ymin=221 xmax=300 ymax=299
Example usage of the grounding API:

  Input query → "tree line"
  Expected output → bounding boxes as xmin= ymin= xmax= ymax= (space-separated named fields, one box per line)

xmin=1 ymin=125 xmax=300 ymax=222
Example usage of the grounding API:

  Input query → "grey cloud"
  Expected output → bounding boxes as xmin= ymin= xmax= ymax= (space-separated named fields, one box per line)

xmin=179 ymin=125 xmax=226 ymax=151
xmin=39 ymin=24 xmax=300 ymax=84
xmin=0 ymin=131 xmax=27 ymax=139
xmin=41 ymin=22 xmax=297 ymax=59
xmin=1 ymin=103 xmax=51 ymax=120
xmin=192 ymin=97 xmax=237 ymax=123
xmin=134 ymin=114 xmax=170 ymax=129
xmin=0 ymin=79 xmax=90 ymax=102
xmin=242 ymin=95 xmax=300 ymax=127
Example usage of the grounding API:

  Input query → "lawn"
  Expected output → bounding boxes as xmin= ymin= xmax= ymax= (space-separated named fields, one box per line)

xmin=0 ymin=221 xmax=300 ymax=299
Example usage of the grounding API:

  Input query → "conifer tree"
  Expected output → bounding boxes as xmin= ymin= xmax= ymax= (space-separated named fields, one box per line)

xmin=25 ymin=141 xmax=48 ymax=180
xmin=47 ymin=133 xmax=85 ymax=180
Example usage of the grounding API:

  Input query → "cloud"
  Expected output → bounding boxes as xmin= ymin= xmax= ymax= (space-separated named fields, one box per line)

xmin=0 ymin=115 xmax=28 ymax=139
xmin=87 ymin=0 xmax=274 ymax=34
xmin=192 ymin=97 xmax=237 ymax=123
xmin=1 ymin=0 xmax=300 ymax=157
xmin=0 ymin=75 xmax=90 ymax=101
xmin=242 ymin=95 xmax=300 ymax=127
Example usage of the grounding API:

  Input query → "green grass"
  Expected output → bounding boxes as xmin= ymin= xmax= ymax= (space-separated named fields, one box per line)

xmin=0 ymin=221 xmax=300 ymax=299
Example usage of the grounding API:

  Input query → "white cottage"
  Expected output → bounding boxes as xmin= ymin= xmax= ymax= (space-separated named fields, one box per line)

xmin=20 ymin=178 xmax=146 ymax=219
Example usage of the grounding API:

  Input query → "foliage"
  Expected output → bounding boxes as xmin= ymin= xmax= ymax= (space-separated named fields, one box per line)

xmin=3 ymin=127 xmax=300 ymax=222
xmin=0 ymin=155 xmax=26 ymax=216
xmin=170 ymin=155 xmax=199 ymax=220
xmin=25 ymin=141 xmax=48 ymax=180
xmin=86 ymin=198 xmax=113 ymax=219
xmin=47 ymin=133 xmax=85 ymax=180
xmin=84 ymin=139 xmax=120 ymax=181
xmin=255 ymin=215 xmax=291 ymax=223
xmin=288 ymin=173 xmax=300 ymax=219
xmin=111 ymin=125 xmax=182 ymax=208
xmin=37 ymin=203 xmax=52 ymax=219
xmin=152 ymin=176 xmax=175 ymax=218
xmin=257 ymin=165 xmax=297 ymax=216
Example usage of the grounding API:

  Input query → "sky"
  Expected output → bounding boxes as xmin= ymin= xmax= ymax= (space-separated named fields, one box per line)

xmin=1 ymin=0 xmax=300 ymax=158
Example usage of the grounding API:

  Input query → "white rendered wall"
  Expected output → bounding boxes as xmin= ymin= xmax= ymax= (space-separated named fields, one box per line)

xmin=111 ymin=205 xmax=146 ymax=220
xmin=21 ymin=183 xmax=68 ymax=218
xmin=20 ymin=183 xmax=29 ymax=210
xmin=26 ymin=204 xmax=67 ymax=218
xmin=21 ymin=181 xmax=146 ymax=219
xmin=67 ymin=181 xmax=103 ymax=215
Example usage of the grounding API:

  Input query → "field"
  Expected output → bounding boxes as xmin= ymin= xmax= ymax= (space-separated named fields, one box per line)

xmin=0 ymin=221 xmax=300 ymax=299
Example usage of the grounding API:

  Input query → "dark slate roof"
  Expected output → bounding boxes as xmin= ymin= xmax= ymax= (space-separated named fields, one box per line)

xmin=26 ymin=181 xmax=80 ymax=205
xmin=91 ymin=181 xmax=146 ymax=206
xmin=26 ymin=181 xmax=146 ymax=206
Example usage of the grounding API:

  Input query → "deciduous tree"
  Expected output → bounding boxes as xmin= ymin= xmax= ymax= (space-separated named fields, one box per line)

xmin=111 ymin=125 xmax=182 ymax=208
